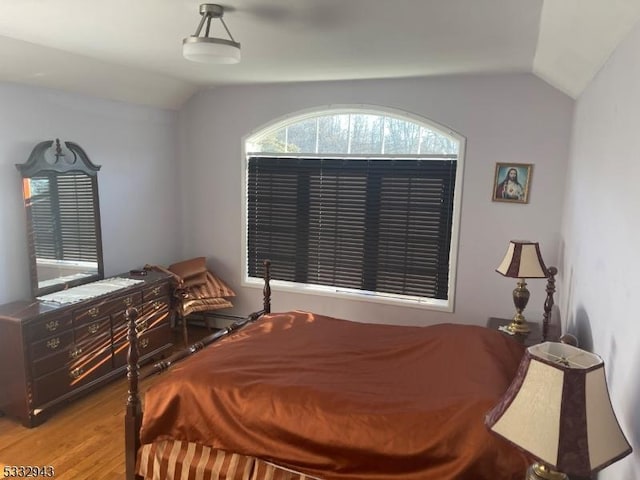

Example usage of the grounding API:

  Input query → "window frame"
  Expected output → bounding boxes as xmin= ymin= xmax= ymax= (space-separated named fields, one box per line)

xmin=241 ymin=105 xmax=466 ymax=312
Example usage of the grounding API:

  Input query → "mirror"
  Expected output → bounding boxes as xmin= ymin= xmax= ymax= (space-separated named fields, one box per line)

xmin=16 ymin=139 xmax=104 ymax=298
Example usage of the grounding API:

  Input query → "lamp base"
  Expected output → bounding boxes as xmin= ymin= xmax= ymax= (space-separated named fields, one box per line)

xmin=527 ymin=463 xmax=568 ymax=480
xmin=506 ymin=314 xmax=530 ymax=334
xmin=508 ymin=279 xmax=531 ymax=333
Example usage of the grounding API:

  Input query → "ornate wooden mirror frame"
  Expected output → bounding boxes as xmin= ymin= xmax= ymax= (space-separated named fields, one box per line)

xmin=16 ymin=139 xmax=104 ymax=298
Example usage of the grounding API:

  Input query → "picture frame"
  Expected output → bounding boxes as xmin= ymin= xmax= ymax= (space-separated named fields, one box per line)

xmin=492 ymin=163 xmax=532 ymax=204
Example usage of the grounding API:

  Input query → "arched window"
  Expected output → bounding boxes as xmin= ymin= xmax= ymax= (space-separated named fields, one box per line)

xmin=243 ymin=106 xmax=465 ymax=310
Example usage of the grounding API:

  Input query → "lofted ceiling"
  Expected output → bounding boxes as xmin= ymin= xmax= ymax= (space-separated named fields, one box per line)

xmin=0 ymin=0 xmax=639 ymax=110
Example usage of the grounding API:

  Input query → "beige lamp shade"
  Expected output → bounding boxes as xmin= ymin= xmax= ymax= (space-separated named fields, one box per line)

xmin=486 ymin=342 xmax=632 ymax=477
xmin=496 ymin=240 xmax=549 ymax=278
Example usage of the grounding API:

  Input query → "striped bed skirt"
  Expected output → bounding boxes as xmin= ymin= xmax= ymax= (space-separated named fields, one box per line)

xmin=138 ymin=441 xmax=321 ymax=480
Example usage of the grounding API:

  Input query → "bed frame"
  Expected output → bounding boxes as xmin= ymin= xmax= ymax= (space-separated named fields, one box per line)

xmin=124 ymin=260 xmax=272 ymax=480
xmin=123 ymin=261 xmax=558 ymax=480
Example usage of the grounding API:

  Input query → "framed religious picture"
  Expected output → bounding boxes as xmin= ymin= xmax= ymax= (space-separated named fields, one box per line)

xmin=492 ymin=163 xmax=532 ymax=203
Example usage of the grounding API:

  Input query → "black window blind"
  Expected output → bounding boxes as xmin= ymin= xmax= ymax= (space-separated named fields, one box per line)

xmin=30 ymin=173 xmax=98 ymax=263
xmin=247 ymin=156 xmax=457 ymax=300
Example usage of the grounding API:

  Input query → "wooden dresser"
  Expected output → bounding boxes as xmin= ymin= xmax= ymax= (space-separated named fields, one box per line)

xmin=0 ymin=271 xmax=173 ymax=427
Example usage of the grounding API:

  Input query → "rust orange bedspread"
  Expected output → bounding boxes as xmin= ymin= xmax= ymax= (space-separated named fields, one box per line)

xmin=140 ymin=311 xmax=531 ymax=479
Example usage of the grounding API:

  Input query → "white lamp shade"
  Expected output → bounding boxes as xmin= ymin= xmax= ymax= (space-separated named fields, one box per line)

xmin=183 ymin=38 xmax=241 ymax=64
xmin=496 ymin=240 xmax=548 ymax=278
xmin=486 ymin=342 xmax=632 ymax=477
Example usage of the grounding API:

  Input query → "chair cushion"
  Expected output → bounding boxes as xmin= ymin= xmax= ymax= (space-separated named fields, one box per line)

xmin=179 ymin=297 xmax=234 ymax=318
xmin=182 ymin=272 xmax=208 ymax=288
xmin=168 ymin=257 xmax=207 ymax=286
xmin=180 ymin=271 xmax=236 ymax=300
xmin=205 ymin=271 xmax=235 ymax=298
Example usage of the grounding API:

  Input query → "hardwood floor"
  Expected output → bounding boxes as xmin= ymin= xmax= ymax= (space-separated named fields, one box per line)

xmin=0 ymin=326 xmax=210 ymax=480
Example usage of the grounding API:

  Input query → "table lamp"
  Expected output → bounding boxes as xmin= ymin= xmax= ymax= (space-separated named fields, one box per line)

xmin=496 ymin=240 xmax=549 ymax=333
xmin=486 ymin=342 xmax=632 ymax=480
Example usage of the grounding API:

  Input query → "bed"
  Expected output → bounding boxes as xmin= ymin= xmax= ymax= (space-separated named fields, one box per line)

xmin=125 ymin=261 xmax=559 ymax=480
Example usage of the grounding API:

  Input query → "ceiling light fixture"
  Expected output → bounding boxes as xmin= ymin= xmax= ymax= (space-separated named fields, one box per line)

xmin=183 ymin=4 xmax=241 ymax=64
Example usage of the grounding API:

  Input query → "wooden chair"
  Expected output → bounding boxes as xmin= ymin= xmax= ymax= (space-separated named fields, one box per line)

xmin=145 ymin=258 xmax=235 ymax=346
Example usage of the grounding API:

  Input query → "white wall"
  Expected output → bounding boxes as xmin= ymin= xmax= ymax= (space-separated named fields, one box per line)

xmin=560 ymin=21 xmax=640 ymax=480
xmin=0 ymin=82 xmax=183 ymax=304
xmin=178 ymin=73 xmax=574 ymax=326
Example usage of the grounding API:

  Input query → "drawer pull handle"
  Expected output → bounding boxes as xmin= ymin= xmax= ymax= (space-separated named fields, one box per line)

xmin=45 ymin=320 xmax=59 ymax=332
xmin=46 ymin=338 xmax=60 ymax=350
xmin=152 ymin=286 xmax=161 ymax=296
xmin=88 ymin=307 xmax=100 ymax=318
xmin=70 ymin=367 xmax=84 ymax=379
xmin=140 ymin=338 xmax=150 ymax=349
xmin=136 ymin=319 xmax=148 ymax=333
xmin=88 ymin=323 xmax=100 ymax=334
xmin=123 ymin=297 xmax=133 ymax=307
xmin=70 ymin=347 xmax=83 ymax=359
xmin=153 ymin=301 xmax=162 ymax=310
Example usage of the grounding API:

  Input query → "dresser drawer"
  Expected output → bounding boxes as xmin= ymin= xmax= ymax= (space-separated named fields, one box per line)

xmin=26 ymin=314 xmax=73 ymax=342
xmin=144 ymin=297 xmax=169 ymax=316
xmin=116 ymin=291 xmax=143 ymax=310
xmin=143 ymin=297 xmax=171 ymax=330
xmin=73 ymin=331 xmax=112 ymax=362
xmin=143 ymin=282 xmax=171 ymax=301
xmin=74 ymin=317 xmax=110 ymax=345
xmin=138 ymin=323 xmax=172 ymax=354
xmin=32 ymin=346 xmax=73 ymax=378
xmin=111 ymin=317 xmax=148 ymax=346
xmin=32 ymin=349 xmax=112 ymax=407
xmin=73 ymin=291 xmax=142 ymax=326
xmin=31 ymin=331 xmax=111 ymax=378
xmin=111 ymin=308 xmax=127 ymax=330
xmin=111 ymin=298 xmax=169 ymax=334
xmin=30 ymin=330 xmax=74 ymax=361
xmin=112 ymin=323 xmax=172 ymax=369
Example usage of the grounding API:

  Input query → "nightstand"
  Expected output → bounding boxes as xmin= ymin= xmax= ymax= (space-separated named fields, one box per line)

xmin=487 ymin=317 xmax=559 ymax=347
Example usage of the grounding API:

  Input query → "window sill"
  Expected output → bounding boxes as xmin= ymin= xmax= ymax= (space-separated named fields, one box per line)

xmin=243 ymin=277 xmax=453 ymax=313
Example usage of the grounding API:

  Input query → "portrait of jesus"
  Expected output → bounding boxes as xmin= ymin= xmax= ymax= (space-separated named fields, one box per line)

xmin=492 ymin=163 xmax=532 ymax=203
